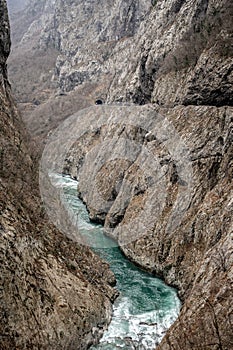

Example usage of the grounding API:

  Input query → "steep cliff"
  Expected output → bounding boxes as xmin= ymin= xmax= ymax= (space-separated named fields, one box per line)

xmin=107 ymin=0 xmax=233 ymax=107
xmin=64 ymin=103 xmax=232 ymax=349
xmin=6 ymin=0 xmax=233 ymax=349
xmin=52 ymin=0 xmax=150 ymax=92
xmin=8 ymin=0 xmax=149 ymax=94
xmin=0 ymin=1 xmax=117 ymax=349
xmin=57 ymin=1 xmax=233 ymax=349
xmin=7 ymin=0 xmax=233 ymax=141
xmin=7 ymin=0 xmax=150 ymax=142
xmin=10 ymin=0 xmax=232 ymax=108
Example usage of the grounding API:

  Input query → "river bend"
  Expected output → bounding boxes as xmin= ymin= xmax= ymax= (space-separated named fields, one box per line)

xmin=52 ymin=174 xmax=180 ymax=350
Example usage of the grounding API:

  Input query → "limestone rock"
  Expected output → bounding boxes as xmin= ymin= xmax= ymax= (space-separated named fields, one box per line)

xmin=7 ymin=0 xmax=233 ymax=109
xmin=51 ymin=0 xmax=150 ymax=92
xmin=64 ymin=104 xmax=233 ymax=349
xmin=5 ymin=0 xmax=233 ymax=348
xmin=107 ymin=0 xmax=233 ymax=107
xmin=0 ymin=2 xmax=117 ymax=348
xmin=7 ymin=0 xmax=150 ymax=143
xmin=8 ymin=0 xmax=150 ymax=93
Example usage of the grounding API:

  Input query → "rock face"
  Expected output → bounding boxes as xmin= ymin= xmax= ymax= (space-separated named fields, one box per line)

xmin=107 ymin=0 xmax=233 ymax=107
xmin=8 ymin=0 xmax=150 ymax=94
xmin=6 ymin=0 xmax=58 ymax=112
xmin=61 ymin=1 xmax=233 ymax=346
xmin=11 ymin=0 xmax=149 ymax=93
xmin=11 ymin=0 xmax=232 ymax=108
xmin=52 ymin=0 xmax=150 ymax=92
xmin=0 ymin=1 xmax=117 ymax=349
xmin=0 ymin=0 xmax=10 ymax=77
xmin=6 ymin=0 xmax=233 ymax=349
xmin=64 ymin=104 xmax=233 ymax=349
xmin=7 ymin=0 xmax=150 ymax=142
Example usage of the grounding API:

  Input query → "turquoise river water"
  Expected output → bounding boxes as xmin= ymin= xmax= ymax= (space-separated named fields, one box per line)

xmin=52 ymin=174 xmax=180 ymax=350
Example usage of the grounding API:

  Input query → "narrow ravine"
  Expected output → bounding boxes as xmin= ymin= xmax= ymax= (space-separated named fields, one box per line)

xmin=52 ymin=174 xmax=181 ymax=350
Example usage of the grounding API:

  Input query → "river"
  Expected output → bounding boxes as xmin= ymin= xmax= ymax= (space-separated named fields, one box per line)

xmin=52 ymin=174 xmax=180 ymax=350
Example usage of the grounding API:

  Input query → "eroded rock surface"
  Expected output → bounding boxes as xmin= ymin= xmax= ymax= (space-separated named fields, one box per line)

xmin=5 ymin=0 xmax=233 ymax=349
xmin=7 ymin=0 xmax=150 ymax=143
xmin=108 ymin=0 xmax=233 ymax=107
xmin=64 ymin=104 xmax=233 ymax=349
xmin=52 ymin=0 xmax=150 ymax=92
xmin=11 ymin=0 xmax=232 ymax=108
xmin=0 ymin=2 xmax=117 ymax=349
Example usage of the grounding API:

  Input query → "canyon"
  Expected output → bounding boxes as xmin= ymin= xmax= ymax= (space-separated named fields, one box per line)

xmin=1 ymin=0 xmax=233 ymax=349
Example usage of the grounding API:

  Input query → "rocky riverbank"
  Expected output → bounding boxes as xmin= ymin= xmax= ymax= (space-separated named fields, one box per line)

xmin=63 ymin=102 xmax=232 ymax=349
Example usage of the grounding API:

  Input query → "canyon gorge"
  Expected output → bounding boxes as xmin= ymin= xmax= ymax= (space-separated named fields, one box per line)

xmin=1 ymin=0 xmax=233 ymax=349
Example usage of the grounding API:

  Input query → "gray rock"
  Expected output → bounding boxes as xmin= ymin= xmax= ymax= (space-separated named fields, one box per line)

xmin=5 ymin=0 xmax=233 ymax=348
xmin=0 ymin=2 xmax=116 ymax=349
xmin=65 ymin=104 xmax=233 ymax=349
xmin=107 ymin=0 xmax=233 ymax=107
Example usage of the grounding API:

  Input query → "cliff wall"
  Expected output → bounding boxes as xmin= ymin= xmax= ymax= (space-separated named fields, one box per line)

xmin=58 ymin=1 xmax=233 ymax=348
xmin=64 ymin=102 xmax=233 ymax=349
xmin=0 ymin=1 xmax=116 ymax=348
xmin=107 ymin=0 xmax=233 ymax=107
xmin=5 ymin=0 xmax=233 ymax=349
xmin=7 ymin=0 xmax=150 ymax=142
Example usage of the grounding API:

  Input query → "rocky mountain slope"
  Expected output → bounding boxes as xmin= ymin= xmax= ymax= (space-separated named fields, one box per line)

xmin=108 ymin=0 xmax=233 ymax=107
xmin=51 ymin=0 xmax=150 ymax=92
xmin=0 ymin=1 xmax=117 ymax=349
xmin=8 ymin=0 xmax=149 ymax=93
xmin=5 ymin=0 xmax=233 ymax=349
xmin=9 ymin=0 xmax=232 ymax=108
xmin=7 ymin=0 xmax=233 ymax=141
xmin=7 ymin=0 xmax=150 ymax=142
